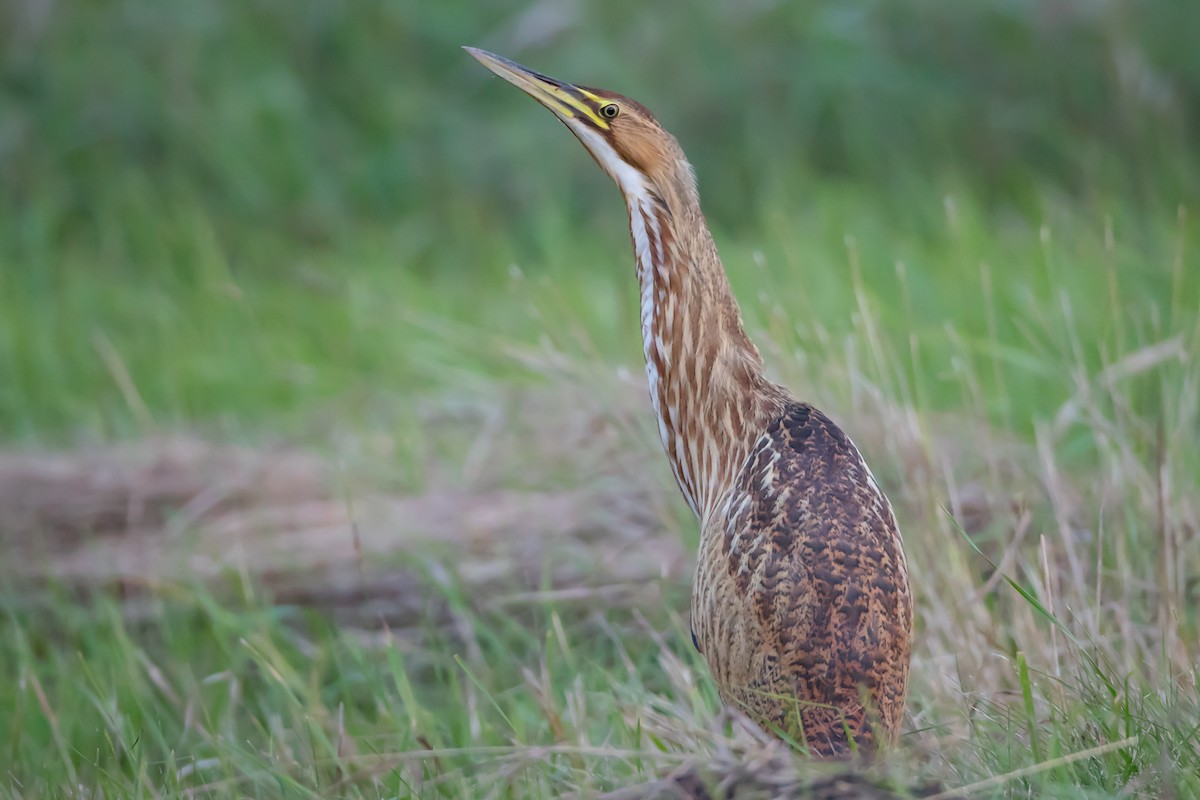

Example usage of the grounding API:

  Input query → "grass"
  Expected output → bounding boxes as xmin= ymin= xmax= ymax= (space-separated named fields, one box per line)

xmin=2 ymin=190 xmax=1196 ymax=796
xmin=2 ymin=0 xmax=1200 ymax=796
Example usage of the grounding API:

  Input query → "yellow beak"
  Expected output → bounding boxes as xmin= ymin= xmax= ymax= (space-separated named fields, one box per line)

xmin=464 ymin=47 xmax=611 ymax=131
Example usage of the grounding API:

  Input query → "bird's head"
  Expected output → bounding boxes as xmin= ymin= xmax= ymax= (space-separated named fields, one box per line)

xmin=465 ymin=47 xmax=693 ymax=206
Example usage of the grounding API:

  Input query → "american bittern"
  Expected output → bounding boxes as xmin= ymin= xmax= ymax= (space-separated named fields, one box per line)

xmin=466 ymin=48 xmax=913 ymax=758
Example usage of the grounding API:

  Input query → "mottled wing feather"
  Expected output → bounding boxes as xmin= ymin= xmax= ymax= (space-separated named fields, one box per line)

xmin=719 ymin=403 xmax=912 ymax=756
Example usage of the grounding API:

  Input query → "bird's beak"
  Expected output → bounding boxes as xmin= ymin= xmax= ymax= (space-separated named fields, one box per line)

xmin=464 ymin=47 xmax=612 ymax=131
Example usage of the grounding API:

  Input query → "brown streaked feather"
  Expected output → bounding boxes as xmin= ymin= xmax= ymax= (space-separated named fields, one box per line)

xmin=693 ymin=403 xmax=912 ymax=757
xmin=468 ymin=48 xmax=913 ymax=760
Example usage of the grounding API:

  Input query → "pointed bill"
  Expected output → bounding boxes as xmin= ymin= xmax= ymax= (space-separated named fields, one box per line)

xmin=464 ymin=47 xmax=611 ymax=130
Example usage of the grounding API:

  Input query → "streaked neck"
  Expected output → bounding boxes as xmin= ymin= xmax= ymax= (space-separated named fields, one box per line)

xmin=621 ymin=170 xmax=784 ymax=522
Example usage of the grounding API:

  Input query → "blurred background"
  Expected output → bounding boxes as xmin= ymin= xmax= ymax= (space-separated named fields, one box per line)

xmin=2 ymin=0 xmax=1197 ymax=441
xmin=1 ymin=1 xmax=1198 ymax=796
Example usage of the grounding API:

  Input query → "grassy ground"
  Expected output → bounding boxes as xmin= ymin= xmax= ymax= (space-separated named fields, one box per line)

xmin=3 ymin=1 xmax=1200 ymax=797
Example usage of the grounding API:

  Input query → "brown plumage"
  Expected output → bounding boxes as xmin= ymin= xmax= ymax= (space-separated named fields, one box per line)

xmin=466 ymin=47 xmax=913 ymax=757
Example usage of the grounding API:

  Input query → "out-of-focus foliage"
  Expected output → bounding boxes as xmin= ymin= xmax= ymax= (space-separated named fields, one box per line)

xmin=2 ymin=0 xmax=1197 ymax=265
xmin=1 ymin=0 xmax=1196 ymax=439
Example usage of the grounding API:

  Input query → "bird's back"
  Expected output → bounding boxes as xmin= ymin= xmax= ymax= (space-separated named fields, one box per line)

xmin=692 ymin=402 xmax=913 ymax=757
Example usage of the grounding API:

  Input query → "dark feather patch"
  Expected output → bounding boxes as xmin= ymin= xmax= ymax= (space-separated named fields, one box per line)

xmin=699 ymin=402 xmax=913 ymax=758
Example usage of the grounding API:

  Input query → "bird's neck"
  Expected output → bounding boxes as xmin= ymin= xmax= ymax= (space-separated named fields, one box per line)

xmin=623 ymin=180 xmax=786 ymax=522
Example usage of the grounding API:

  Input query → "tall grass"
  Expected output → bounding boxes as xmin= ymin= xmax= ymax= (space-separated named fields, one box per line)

xmin=1 ymin=1 xmax=1198 ymax=797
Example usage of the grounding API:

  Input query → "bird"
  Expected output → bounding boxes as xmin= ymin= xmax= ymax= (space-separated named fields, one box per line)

xmin=465 ymin=47 xmax=913 ymax=758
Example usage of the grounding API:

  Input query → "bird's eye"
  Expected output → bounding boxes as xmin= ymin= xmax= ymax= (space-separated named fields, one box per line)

xmin=600 ymin=103 xmax=620 ymax=119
